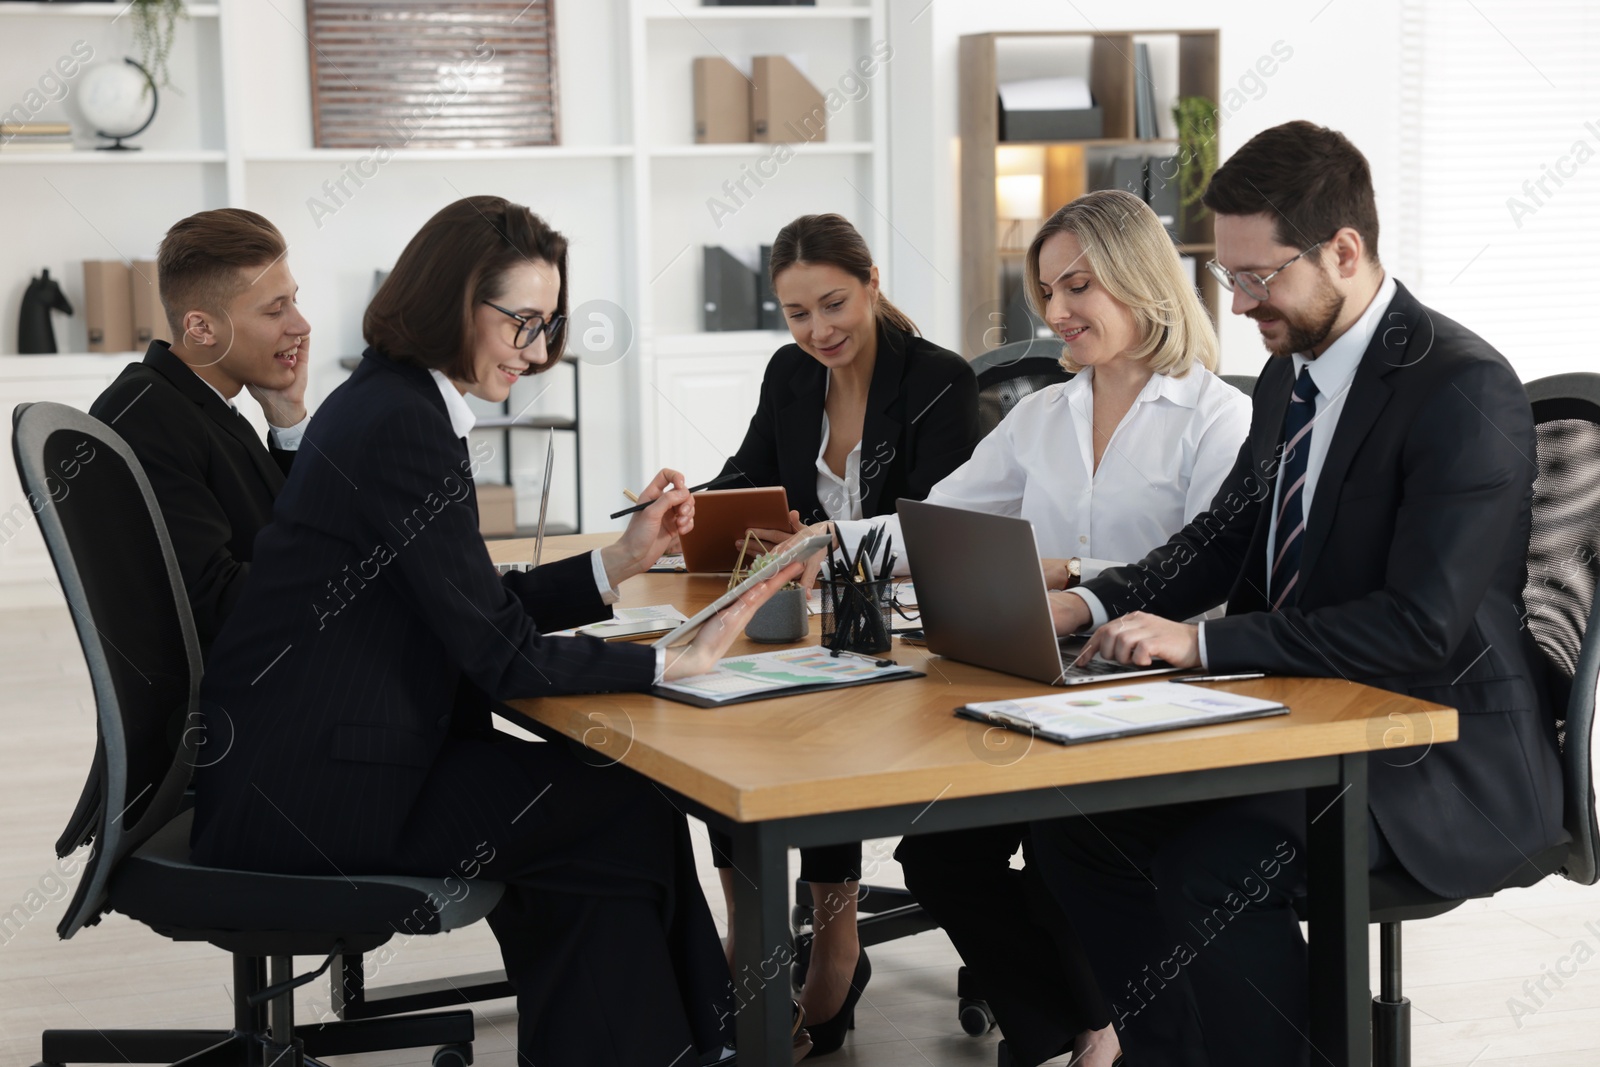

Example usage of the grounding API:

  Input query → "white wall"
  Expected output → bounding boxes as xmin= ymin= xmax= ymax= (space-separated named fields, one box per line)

xmin=885 ymin=0 xmax=1406 ymax=374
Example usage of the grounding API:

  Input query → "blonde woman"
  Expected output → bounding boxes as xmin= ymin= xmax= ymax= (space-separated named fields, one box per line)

xmin=777 ymin=189 xmax=1251 ymax=1067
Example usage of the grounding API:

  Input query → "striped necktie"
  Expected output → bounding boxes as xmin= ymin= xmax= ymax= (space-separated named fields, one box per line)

xmin=1270 ymin=367 xmax=1319 ymax=611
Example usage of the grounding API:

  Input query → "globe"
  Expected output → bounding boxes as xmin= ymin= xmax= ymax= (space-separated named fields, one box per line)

xmin=77 ymin=59 xmax=157 ymax=146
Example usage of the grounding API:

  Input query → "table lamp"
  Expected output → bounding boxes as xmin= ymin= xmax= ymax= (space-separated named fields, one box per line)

xmin=997 ymin=173 xmax=1044 ymax=252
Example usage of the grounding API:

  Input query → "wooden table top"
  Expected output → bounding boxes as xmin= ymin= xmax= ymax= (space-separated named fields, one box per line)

xmin=491 ymin=536 xmax=1457 ymax=823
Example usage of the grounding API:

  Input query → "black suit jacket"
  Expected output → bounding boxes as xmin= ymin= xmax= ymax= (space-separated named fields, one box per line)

xmin=189 ymin=352 xmax=655 ymax=873
xmin=717 ymin=323 xmax=980 ymax=524
xmin=1081 ymin=281 xmax=1564 ymax=899
xmin=89 ymin=342 xmax=293 ymax=651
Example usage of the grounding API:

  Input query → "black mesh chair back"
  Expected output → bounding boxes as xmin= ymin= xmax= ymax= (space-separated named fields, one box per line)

xmin=969 ymin=338 xmax=1073 ymax=438
xmin=1524 ymin=372 xmax=1600 ymax=886
xmin=11 ymin=402 xmax=199 ymax=939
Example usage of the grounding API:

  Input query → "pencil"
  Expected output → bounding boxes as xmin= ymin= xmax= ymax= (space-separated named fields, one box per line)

xmin=607 ymin=471 xmax=743 ymax=519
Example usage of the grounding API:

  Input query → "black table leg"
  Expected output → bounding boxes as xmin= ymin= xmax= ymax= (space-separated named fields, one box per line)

xmin=1307 ymin=752 xmax=1370 ymax=1066
xmin=730 ymin=821 xmax=792 ymax=1067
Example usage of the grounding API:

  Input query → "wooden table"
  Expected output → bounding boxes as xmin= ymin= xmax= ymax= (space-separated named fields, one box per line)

xmin=489 ymin=535 xmax=1455 ymax=1067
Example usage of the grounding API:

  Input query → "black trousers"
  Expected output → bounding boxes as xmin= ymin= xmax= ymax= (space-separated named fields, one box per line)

xmin=895 ymin=825 xmax=1108 ymax=1067
xmin=1029 ymin=791 xmax=1393 ymax=1067
xmin=389 ymin=733 xmax=733 ymax=1067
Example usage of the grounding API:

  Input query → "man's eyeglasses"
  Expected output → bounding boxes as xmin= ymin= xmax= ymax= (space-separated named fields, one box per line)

xmin=483 ymin=301 xmax=565 ymax=350
xmin=1205 ymin=240 xmax=1326 ymax=302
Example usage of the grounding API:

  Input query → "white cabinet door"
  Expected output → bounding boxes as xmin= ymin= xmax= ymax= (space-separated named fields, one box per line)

xmin=653 ymin=354 xmax=765 ymax=485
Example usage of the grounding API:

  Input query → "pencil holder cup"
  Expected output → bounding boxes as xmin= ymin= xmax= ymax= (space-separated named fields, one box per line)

xmin=821 ymin=578 xmax=894 ymax=655
xmin=744 ymin=586 xmax=809 ymax=644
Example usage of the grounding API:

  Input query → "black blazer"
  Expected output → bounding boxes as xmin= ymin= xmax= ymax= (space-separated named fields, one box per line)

xmin=1081 ymin=281 xmax=1565 ymax=899
xmin=89 ymin=342 xmax=293 ymax=651
xmin=189 ymin=352 xmax=655 ymax=873
xmin=717 ymin=323 xmax=980 ymax=524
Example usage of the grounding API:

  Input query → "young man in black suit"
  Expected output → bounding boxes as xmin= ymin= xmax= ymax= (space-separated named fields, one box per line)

xmin=1037 ymin=121 xmax=1566 ymax=1065
xmin=90 ymin=209 xmax=311 ymax=651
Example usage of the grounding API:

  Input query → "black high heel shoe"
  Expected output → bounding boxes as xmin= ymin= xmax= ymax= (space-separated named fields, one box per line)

xmin=802 ymin=949 xmax=872 ymax=1059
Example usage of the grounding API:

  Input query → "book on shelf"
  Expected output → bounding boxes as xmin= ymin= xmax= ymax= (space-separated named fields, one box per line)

xmin=1134 ymin=43 xmax=1160 ymax=140
xmin=1 ymin=122 xmax=73 ymax=138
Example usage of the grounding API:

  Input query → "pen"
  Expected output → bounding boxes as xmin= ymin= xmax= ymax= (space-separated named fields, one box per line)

xmin=829 ymin=648 xmax=896 ymax=668
xmin=609 ymin=472 xmax=741 ymax=519
xmin=1170 ymin=672 xmax=1267 ymax=683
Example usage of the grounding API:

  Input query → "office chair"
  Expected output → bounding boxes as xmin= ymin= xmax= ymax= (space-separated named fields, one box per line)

xmin=1219 ymin=372 xmax=1258 ymax=397
xmin=970 ymin=338 xmax=1074 ymax=439
xmin=14 ymin=402 xmax=502 ymax=1067
xmin=1312 ymin=371 xmax=1600 ymax=1067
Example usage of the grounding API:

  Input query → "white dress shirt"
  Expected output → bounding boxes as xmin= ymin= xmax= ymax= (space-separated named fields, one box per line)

xmin=197 ymin=376 xmax=310 ymax=451
xmin=1182 ymin=273 xmax=1397 ymax=666
xmin=834 ymin=365 xmax=1252 ymax=584
xmin=428 ymin=371 xmax=665 ymax=679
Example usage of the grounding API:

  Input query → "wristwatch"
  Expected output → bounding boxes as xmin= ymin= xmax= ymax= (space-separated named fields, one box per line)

xmin=1066 ymin=557 xmax=1081 ymax=588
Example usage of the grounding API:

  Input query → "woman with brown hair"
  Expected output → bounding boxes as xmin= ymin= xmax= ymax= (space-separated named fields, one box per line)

xmin=190 ymin=195 xmax=810 ymax=1065
xmin=710 ymin=212 xmax=979 ymax=1057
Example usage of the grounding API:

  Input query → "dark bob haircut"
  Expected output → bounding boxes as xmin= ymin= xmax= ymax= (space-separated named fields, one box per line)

xmin=365 ymin=195 xmax=568 ymax=381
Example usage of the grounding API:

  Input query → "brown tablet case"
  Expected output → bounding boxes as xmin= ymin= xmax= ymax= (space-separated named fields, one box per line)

xmin=678 ymin=487 xmax=792 ymax=572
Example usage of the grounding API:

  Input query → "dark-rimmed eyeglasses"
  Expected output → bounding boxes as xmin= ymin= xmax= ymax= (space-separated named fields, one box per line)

xmin=1205 ymin=240 xmax=1327 ymax=302
xmin=483 ymin=301 xmax=565 ymax=350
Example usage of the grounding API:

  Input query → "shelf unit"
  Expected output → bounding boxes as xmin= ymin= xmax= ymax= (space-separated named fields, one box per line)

xmin=959 ymin=29 xmax=1221 ymax=357
xmin=0 ymin=0 xmax=886 ymax=559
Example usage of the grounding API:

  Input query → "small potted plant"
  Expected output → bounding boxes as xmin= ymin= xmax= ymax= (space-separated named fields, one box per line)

xmin=132 ymin=0 xmax=187 ymax=91
xmin=735 ymin=543 xmax=809 ymax=644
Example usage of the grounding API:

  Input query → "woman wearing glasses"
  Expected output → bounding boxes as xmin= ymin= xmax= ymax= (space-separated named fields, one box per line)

xmin=771 ymin=189 xmax=1251 ymax=1067
xmin=190 ymin=196 xmax=811 ymax=1066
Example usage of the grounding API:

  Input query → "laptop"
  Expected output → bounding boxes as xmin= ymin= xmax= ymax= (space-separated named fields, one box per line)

xmin=895 ymin=498 xmax=1180 ymax=687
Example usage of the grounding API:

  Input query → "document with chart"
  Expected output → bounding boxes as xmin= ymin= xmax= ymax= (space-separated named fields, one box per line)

xmin=655 ymin=647 xmax=922 ymax=707
xmin=958 ymin=682 xmax=1288 ymax=746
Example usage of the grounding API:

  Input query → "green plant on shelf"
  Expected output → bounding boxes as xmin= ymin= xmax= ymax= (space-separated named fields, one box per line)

xmin=132 ymin=0 xmax=187 ymax=92
xmin=1171 ymin=95 xmax=1219 ymax=213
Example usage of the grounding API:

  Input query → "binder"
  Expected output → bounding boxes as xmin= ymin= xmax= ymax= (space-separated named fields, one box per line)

xmin=1145 ymin=155 xmax=1180 ymax=239
xmin=751 ymin=55 xmax=825 ymax=144
xmin=83 ymin=260 xmax=133 ymax=354
xmin=703 ymin=246 xmax=759 ymax=332
xmin=129 ymin=260 xmax=170 ymax=347
xmin=693 ymin=57 xmax=751 ymax=144
xmin=757 ymin=244 xmax=782 ymax=330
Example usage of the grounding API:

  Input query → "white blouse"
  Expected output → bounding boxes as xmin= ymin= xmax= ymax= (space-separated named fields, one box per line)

xmin=815 ymin=408 xmax=864 ymax=522
xmin=834 ymin=364 xmax=1252 ymax=579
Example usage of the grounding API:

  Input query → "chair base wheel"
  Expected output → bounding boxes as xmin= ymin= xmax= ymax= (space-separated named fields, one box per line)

xmin=433 ymin=1042 xmax=473 ymax=1067
xmin=958 ymin=997 xmax=996 ymax=1036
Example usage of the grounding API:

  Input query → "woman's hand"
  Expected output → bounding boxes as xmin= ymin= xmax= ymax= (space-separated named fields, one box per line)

xmin=1041 ymin=559 xmax=1078 ymax=590
xmin=600 ymin=468 xmax=694 ymax=587
xmin=661 ymin=561 xmax=807 ymax=681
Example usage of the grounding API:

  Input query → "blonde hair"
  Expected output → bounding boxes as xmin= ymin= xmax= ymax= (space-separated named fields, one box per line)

xmin=1024 ymin=189 xmax=1218 ymax=376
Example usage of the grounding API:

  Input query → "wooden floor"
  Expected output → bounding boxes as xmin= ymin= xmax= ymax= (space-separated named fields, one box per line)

xmin=3 ymin=603 xmax=1598 ymax=1067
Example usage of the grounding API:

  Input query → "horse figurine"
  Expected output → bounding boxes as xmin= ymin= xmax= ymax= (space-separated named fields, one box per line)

xmin=19 ymin=269 xmax=73 ymax=354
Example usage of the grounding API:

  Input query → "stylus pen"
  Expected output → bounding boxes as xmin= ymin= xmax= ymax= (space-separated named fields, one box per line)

xmin=608 ymin=472 xmax=742 ymax=519
xmin=1169 ymin=672 xmax=1268 ymax=683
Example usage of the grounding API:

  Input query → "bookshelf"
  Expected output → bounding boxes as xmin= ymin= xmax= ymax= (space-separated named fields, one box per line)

xmin=958 ymin=29 xmax=1221 ymax=357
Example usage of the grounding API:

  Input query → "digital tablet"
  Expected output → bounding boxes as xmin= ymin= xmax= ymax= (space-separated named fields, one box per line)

xmin=677 ymin=487 xmax=793 ymax=572
xmin=653 ymin=534 xmax=831 ymax=649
